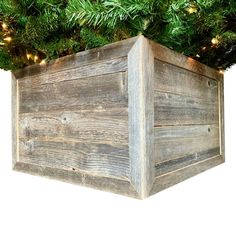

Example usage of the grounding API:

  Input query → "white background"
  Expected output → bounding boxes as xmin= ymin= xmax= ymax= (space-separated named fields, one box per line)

xmin=0 ymin=66 xmax=235 ymax=236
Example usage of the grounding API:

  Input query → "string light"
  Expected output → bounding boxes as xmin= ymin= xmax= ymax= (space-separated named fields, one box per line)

xmin=2 ymin=22 xmax=7 ymax=30
xmin=187 ymin=6 xmax=198 ymax=14
xmin=4 ymin=36 xmax=12 ymax=42
xmin=211 ymin=37 xmax=220 ymax=45
xmin=196 ymin=54 xmax=200 ymax=58
xmin=219 ymin=70 xmax=224 ymax=74
xmin=26 ymin=53 xmax=32 ymax=60
xmin=34 ymin=55 xmax=39 ymax=62
xmin=202 ymin=46 xmax=207 ymax=51
xmin=40 ymin=59 xmax=46 ymax=65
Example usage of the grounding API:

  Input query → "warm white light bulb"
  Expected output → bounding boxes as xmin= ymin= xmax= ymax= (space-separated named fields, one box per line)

xmin=211 ymin=37 xmax=219 ymax=45
xmin=187 ymin=7 xmax=198 ymax=14
xmin=4 ymin=36 xmax=12 ymax=42
xmin=2 ymin=22 xmax=7 ymax=30
xmin=26 ymin=54 xmax=31 ymax=60
xmin=34 ymin=55 xmax=39 ymax=62
xmin=40 ymin=59 xmax=46 ymax=65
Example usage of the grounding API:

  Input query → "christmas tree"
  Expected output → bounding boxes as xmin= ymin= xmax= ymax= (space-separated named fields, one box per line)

xmin=0 ymin=0 xmax=235 ymax=71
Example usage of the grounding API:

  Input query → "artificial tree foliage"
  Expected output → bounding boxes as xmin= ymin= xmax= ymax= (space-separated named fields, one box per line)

xmin=0 ymin=0 xmax=235 ymax=71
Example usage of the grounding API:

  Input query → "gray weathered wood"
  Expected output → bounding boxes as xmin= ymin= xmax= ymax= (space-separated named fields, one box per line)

xmin=19 ymin=139 xmax=129 ymax=180
xmin=150 ymin=155 xmax=224 ymax=195
xmin=218 ymin=78 xmax=225 ymax=160
xmin=14 ymin=162 xmax=139 ymax=198
xmin=155 ymin=147 xmax=220 ymax=176
xmin=154 ymin=91 xmax=219 ymax=125
xmin=154 ymin=125 xmax=220 ymax=163
xmin=19 ymin=72 xmax=128 ymax=113
xmin=12 ymin=74 xmax=19 ymax=166
xmin=14 ymin=36 xmax=138 ymax=79
xmin=150 ymin=40 xmax=222 ymax=80
xmin=128 ymin=36 xmax=155 ymax=199
xmin=12 ymin=35 xmax=224 ymax=199
xmin=19 ymin=109 xmax=128 ymax=145
xmin=18 ymin=57 xmax=127 ymax=89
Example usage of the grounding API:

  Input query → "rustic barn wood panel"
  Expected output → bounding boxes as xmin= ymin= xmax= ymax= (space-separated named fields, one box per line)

xmin=12 ymin=36 xmax=224 ymax=199
xmin=19 ymin=71 xmax=128 ymax=113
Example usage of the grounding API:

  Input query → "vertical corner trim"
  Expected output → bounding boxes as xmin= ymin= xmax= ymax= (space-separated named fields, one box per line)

xmin=12 ymin=73 xmax=19 ymax=167
xmin=128 ymin=36 xmax=155 ymax=199
xmin=218 ymin=77 xmax=225 ymax=161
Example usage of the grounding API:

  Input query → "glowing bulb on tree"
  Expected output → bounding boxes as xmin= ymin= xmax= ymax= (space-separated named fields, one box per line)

xmin=4 ymin=36 xmax=12 ymax=42
xmin=211 ymin=37 xmax=220 ymax=45
xmin=26 ymin=54 xmax=31 ymax=60
xmin=2 ymin=22 xmax=7 ymax=30
xmin=34 ymin=55 xmax=39 ymax=62
xmin=187 ymin=7 xmax=198 ymax=14
xmin=40 ymin=59 xmax=46 ymax=65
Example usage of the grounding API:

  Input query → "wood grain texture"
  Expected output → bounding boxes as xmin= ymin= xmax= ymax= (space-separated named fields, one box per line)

xmin=155 ymin=147 xmax=220 ymax=176
xmin=154 ymin=125 xmax=220 ymax=164
xmin=154 ymin=91 xmax=219 ymax=125
xmin=12 ymin=74 xmax=19 ymax=166
xmin=150 ymin=155 xmax=224 ymax=196
xmin=19 ymin=139 xmax=129 ymax=180
xmin=19 ymin=71 xmax=128 ymax=113
xmin=13 ymin=36 xmax=138 ymax=79
xmin=150 ymin=40 xmax=222 ymax=80
xmin=19 ymin=108 xmax=128 ymax=145
xmin=14 ymin=162 xmax=139 ymax=199
xmin=128 ymin=36 xmax=155 ymax=199
xmin=18 ymin=57 xmax=127 ymax=88
xmin=154 ymin=60 xmax=218 ymax=99
xmin=219 ymin=78 xmax=225 ymax=160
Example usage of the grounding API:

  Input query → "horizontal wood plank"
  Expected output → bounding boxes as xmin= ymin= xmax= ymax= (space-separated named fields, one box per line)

xmin=155 ymin=147 xmax=220 ymax=176
xmin=14 ymin=37 xmax=137 ymax=79
xmin=150 ymin=40 xmax=222 ymax=80
xmin=19 ymin=139 xmax=129 ymax=180
xmin=19 ymin=108 xmax=128 ymax=145
xmin=19 ymin=72 xmax=128 ymax=113
xmin=18 ymin=57 xmax=127 ymax=88
xmin=154 ymin=124 xmax=220 ymax=163
xmin=14 ymin=162 xmax=139 ymax=198
xmin=154 ymin=91 xmax=219 ymax=125
xmin=150 ymin=155 xmax=224 ymax=196
xmin=154 ymin=60 xmax=218 ymax=100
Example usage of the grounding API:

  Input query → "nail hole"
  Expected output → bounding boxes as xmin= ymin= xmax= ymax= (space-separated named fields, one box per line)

xmin=72 ymin=168 xmax=75 ymax=171
xmin=208 ymin=81 xmax=211 ymax=86
xmin=208 ymin=128 xmax=211 ymax=132
xmin=63 ymin=117 xmax=67 ymax=121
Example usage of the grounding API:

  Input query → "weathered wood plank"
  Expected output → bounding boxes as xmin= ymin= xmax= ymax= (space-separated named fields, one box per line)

xmin=219 ymin=79 xmax=225 ymax=159
xmin=13 ymin=37 xmax=138 ymax=79
xmin=128 ymin=35 xmax=155 ymax=199
xmin=19 ymin=139 xmax=129 ymax=180
xmin=12 ymin=74 xmax=19 ymax=166
xmin=19 ymin=108 xmax=128 ymax=145
xmin=19 ymin=72 xmax=128 ymax=113
xmin=150 ymin=40 xmax=222 ymax=80
xmin=14 ymin=162 xmax=139 ymax=198
xmin=18 ymin=57 xmax=127 ymax=88
xmin=154 ymin=91 xmax=219 ymax=125
xmin=154 ymin=60 xmax=218 ymax=101
xmin=154 ymin=125 xmax=220 ymax=163
xmin=150 ymin=155 xmax=224 ymax=196
xmin=155 ymin=147 xmax=220 ymax=176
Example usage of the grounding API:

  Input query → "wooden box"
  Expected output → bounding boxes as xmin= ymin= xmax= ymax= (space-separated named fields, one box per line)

xmin=12 ymin=36 xmax=225 ymax=199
